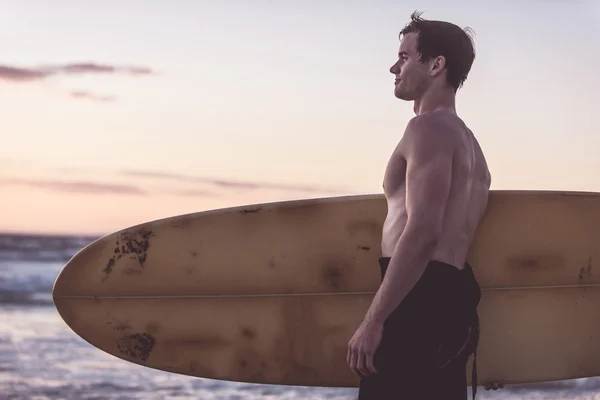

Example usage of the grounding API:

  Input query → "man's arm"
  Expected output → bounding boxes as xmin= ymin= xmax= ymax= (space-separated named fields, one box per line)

xmin=364 ymin=115 xmax=457 ymax=325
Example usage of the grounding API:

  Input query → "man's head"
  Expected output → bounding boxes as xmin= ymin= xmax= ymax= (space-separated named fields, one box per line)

xmin=390 ymin=11 xmax=475 ymax=101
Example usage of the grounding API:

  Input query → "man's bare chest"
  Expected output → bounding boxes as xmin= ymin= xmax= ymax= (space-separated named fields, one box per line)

xmin=383 ymin=147 xmax=407 ymax=196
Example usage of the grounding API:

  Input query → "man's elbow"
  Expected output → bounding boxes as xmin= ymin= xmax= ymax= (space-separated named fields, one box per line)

xmin=405 ymin=219 xmax=443 ymax=249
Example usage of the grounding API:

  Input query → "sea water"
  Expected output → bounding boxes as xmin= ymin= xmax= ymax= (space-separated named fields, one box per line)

xmin=1 ymin=234 xmax=599 ymax=400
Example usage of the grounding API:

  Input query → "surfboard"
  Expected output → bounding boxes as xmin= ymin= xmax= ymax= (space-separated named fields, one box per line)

xmin=52 ymin=190 xmax=600 ymax=389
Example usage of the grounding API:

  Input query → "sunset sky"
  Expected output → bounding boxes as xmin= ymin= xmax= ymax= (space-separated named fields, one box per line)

xmin=2 ymin=0 xmax=599 ymax=235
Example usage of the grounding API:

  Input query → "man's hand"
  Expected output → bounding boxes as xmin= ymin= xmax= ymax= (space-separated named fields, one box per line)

xmin=484 ymin=382 xmax=505 ymax=390
xmin=347 ymin=319 xmax=383 ymax=378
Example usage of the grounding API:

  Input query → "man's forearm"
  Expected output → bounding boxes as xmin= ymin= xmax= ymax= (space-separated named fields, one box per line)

xmin=364 ymin=226 xmax=439 ymax=324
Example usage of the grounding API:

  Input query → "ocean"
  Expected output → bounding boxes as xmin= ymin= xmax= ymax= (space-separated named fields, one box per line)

xmin=1 ymin=233 xmax=599 ymax=400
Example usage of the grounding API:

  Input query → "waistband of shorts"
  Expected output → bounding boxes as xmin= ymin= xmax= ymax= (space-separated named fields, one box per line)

xmin=377 ymin=256 xmax=480 ymax=301
xmin=378 ymin=256 xmax=473 ymax=274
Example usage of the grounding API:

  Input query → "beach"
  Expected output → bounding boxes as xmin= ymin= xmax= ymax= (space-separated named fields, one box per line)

xmin=1 ymin=233 xmax=599 ymax=400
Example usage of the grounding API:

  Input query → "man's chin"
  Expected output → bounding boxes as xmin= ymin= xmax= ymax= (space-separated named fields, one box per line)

xmin=394 ymin=90 xmax=412 ymax=101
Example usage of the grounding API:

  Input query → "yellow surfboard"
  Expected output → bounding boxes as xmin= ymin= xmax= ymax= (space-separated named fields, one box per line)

xmin=52 ymin=190 xmax=600 ymax=388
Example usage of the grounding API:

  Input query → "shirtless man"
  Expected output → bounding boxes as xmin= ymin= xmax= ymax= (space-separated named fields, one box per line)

xmin=347 ymin=11 xmax=492 ymax=399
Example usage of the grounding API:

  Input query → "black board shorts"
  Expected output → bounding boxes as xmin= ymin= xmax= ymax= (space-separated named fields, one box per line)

xmin=357 ymin=258 xmax=481 ymax=400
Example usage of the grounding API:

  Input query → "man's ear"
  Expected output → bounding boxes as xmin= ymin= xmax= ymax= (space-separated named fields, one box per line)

xmin=429 ymin=56 xmax=446 ymax=77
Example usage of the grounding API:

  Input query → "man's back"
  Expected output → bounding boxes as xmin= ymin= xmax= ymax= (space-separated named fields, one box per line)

xmin=382 ymin=109 xmax=491 ymax=269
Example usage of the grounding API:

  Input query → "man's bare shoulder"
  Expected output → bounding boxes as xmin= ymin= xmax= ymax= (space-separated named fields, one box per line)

xmin=401 ymin=111 xmax=464 ymax=157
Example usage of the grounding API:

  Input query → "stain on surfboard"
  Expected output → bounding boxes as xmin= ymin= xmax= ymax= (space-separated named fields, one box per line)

xmin=579 ymin=257 xmax=593 ymax=281
xmin=239 ymin=208 xmax=262 ymax=215
xmin=117 ymin=332 xmax=156 ymax=362
xmin=103 ymin=228 xmax=154 ymax=282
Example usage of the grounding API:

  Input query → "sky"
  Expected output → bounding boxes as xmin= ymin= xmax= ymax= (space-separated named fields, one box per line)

xmin=1 ymin=0 xmax=599 ymax=235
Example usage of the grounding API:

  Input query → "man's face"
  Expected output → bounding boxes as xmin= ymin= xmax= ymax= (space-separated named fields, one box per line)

xmin=389 ymin=32 xmax=430 ymax=101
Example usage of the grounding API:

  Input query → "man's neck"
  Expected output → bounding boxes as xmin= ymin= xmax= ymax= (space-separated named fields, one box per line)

xmin=413 ymin=86 xmax=456 ymax=116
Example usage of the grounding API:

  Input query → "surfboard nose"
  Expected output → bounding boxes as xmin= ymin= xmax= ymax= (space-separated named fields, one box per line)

xmin=52 ymin=234 xmax=115 ymax=298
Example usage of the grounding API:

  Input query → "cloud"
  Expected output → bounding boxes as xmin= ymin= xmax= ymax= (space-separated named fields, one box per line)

xmin=1 ymin=162 xmax=348 ymax=198
xmin=173 ymin=189 xmax=220 ymax=197
xmin=0 ymin=62 xmax=156 ymax=83
xmin=70 ymin=91 xmax=116 ymax=103
xmin=0 ymin=66 xmax=47 ymax=82
xmin=59 ymin=63 xmax=155 ymax=76
xmin=0 ymin=62 xmax=157 ymax=102
xmin=0 ymin=178 xmax=220 ymax=198
xmin=1 ymin=178 xmax=146 ymax=196
xmin=120 ymin=169 xmax=348 ymax=194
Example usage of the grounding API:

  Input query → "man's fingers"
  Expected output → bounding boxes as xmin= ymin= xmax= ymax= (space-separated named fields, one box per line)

xmin=347 ymin=338 xmax=379 ymax=378
xmin=346 ymin=345 xmax=351 ymax=366
xmin=349 ymin=348 xmax=360 ymax=377
xmin=347 ymin=342 xmax=355 ymax=370
xmin=366 ymin=351 xmax=377 ymax=375
xmin=356 ymin=351 xmax=368 ymax=377
xmin=484 ymin=382 xmax=504 ymax=390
